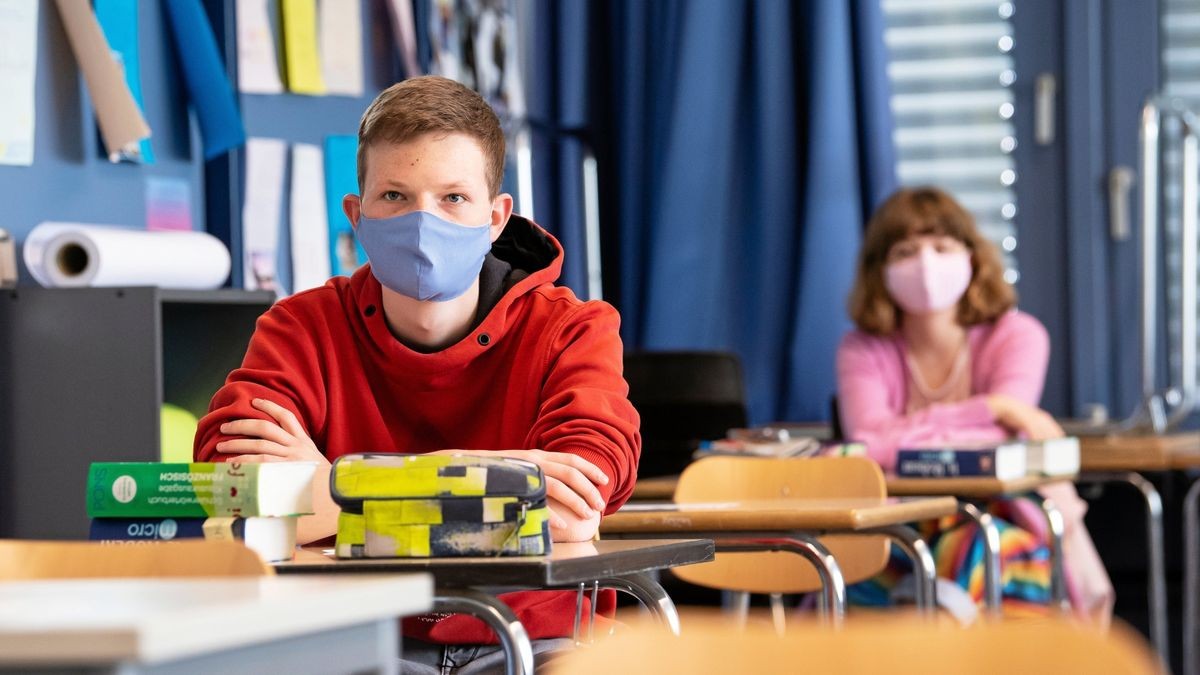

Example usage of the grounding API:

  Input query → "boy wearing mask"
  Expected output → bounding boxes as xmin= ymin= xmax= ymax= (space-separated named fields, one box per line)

xmin=194 ymin=76 xmax=640 ymax=668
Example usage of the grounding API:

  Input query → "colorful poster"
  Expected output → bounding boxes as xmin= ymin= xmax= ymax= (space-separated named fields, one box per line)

xmin=55 ymin=0 xmax=151 ymax=162
xmin=319 ymin=0 xmax=363 ymax=96
xmin=386 ymin=0 xmax=420 ymax=78
xmin=290 ymin=143 xmax=332 ymax=291
xmin=427 ymin=0 xmax=525 ymax=125
xmin=324 ymin=135 xmax=366 ymax=276
xmin=145 ymin=176 xmax=193 ymax=232
xmin=281 ymin=0 xmax=326 ymax=95
xmin=242 ymin=137 xmax=288 ymax=293
xmin=236 ymin=0 xmax=284 ymax=94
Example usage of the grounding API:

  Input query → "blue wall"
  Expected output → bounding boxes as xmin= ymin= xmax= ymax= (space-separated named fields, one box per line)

xmin=0 ymin=1 xmax=202 ymax=285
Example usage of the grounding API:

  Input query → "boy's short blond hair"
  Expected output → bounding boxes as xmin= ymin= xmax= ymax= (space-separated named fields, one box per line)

xmin=356 ymin=76 xmax=506 ymax=197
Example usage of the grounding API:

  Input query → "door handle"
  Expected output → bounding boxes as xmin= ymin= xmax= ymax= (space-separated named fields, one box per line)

xmin=1035 ymin=73 xmax=1057 ymax=145
xmin=1109 ymin=165 xmax=1136 ymax=241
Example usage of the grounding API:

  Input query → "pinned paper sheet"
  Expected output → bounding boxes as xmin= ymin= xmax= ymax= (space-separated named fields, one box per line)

xmin=163 ymin=0 xmax=246 ymax=159
xmin=473 ymin=5 xmax=527 ymax=121
xmin=145 ymin=176 xmax=193 ymax=232
xmin=428 ymin=0 xmax=464 ymax=83
xmin=386 ymin=0 xmax=420 ymax=78
xmin=319 ymin=0 xmax=364 ymax=96
xmin=54 ymin=0 xmax=151 ymax=162
xmin=0 ymin=0 xmax=39 ymax=166
xmin=324 ymin=135 xmax=366 ymax=276
xmin=290 ymin=143 xmax=332 ymax=292
xmin=236 ymin=0 xmax=283 ymax=94
xmin=242 ymin=137 xmax=288 ymax=293
xmin=282 ymin=0 xmax=326 ymax=95
xmin=94 ymin=0 xmax=155 ymax=163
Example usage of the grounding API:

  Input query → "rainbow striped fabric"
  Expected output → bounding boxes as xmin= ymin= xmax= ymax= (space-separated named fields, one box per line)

xmin=849 ymin=495 xmax=1053 ymax=614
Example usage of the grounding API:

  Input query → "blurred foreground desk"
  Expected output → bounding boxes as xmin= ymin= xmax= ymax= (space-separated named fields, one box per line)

xmin=601 ymin=497 xmax=957 ymax=621
xmin=276 ymin=539 xmax=715 ymax=675
xmin=0 ymin=575 xmax=432 ymax=674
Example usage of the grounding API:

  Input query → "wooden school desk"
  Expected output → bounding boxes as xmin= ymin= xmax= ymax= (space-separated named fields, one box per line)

xmin=0 ymin=575 xmax=432 ymax=675
xmin=600 ymin=497 xmax=958 ymax=621
xmin=544 ymin=612 xmax=1162 ymax=675
xmin=1078 ymin=432 xmax=1200 ymax=671
xmin=275 ymin=538 xmax=715 ymax=675
xmin=887 ymin=473 xmax=1075 ymax=618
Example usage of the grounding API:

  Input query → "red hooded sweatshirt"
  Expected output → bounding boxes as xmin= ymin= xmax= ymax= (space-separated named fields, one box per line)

xmin=194 ymin=217 xmax=641 ymax=643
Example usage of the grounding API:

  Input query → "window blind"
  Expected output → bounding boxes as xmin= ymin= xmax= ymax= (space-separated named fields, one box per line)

xmin=882 ymin=0 xmax=1020 ymax=281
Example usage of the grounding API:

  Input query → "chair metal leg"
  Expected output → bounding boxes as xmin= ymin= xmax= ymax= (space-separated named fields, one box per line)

xmin=958 ymin=502 xmax=1003 ymax=617
xmin=769 ymin=593 xmax=787 ymax=635
xmin=728 ymin=590 xmax=751 ymax=628
xmin=1184 ymin=477 xmax=1200 ymax=675
xmin=717 ymin=535 xmax=846 ymax=626
xmin=1036 ymin=496 xmax=1070 ymax=611
xmin=1079 ymin=471 xmax=1168 ymax=660
xmin=433 ymin=590 xmax=534 ymax=675
xmin=861 ymin=524 xmax=938 ymax=615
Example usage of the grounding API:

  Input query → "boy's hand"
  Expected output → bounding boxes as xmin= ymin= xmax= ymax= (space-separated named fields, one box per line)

xmin=214 ymin=398 xmax=329 ymax=466
xmin=429 ymin=448 xmax=609 ymax=524
xmin=547 ymin=497 xmax=601 ymax=542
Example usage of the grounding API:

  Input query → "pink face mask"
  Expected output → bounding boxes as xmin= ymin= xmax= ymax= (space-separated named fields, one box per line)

xmin=884 ymin=248 xmax=973 ymax=315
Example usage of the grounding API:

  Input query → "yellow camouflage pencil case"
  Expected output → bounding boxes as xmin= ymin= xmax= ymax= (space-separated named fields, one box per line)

xmin=330 ymin=453 xmax=552 ymax=558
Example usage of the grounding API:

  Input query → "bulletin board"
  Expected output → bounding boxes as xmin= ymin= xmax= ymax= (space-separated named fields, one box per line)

xmin=0 ymin=0 xmax=416 ymax=289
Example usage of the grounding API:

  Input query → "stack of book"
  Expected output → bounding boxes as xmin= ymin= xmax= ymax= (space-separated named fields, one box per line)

xmin=694 ymin=426 xmax=868 ymax=460
xmin=895 ymin=437 xmax=1081 ymax=479
xmin=693 ymin=438 xmax=868 ymax=459
xmin=86 ymin=461 xmax=317 ymax=562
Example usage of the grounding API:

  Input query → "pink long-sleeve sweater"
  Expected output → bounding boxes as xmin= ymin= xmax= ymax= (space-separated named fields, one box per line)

xmin=836 ymin=309 xmax=1114 ymax=619
xmin=835 ymin=309 xmax=1049 ymax=471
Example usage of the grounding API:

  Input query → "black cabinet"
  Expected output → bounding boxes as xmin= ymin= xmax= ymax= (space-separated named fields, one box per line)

xmin=0 ymin=287 xmax=274 ymax=538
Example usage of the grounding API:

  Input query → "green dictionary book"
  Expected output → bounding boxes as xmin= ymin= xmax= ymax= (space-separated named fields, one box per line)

xmin=87 ymin=462 xmax=317 ymax=518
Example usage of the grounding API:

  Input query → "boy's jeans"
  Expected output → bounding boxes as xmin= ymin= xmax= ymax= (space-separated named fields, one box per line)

xmin=401 ymin=637 xmax=574 ymax=674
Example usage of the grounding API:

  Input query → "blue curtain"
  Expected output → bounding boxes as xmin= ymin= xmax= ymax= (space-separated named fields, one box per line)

xmin=522 ymin=0 xmax=590 ymax=294
xmin=521 ymin=1 xmax=896 ymax=423
xmin=585 ymin=0 xmax=897 ymax=423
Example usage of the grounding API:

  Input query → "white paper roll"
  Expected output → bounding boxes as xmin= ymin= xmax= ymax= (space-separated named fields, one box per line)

xmin=23 ymin=222 xmax=231 ymax=289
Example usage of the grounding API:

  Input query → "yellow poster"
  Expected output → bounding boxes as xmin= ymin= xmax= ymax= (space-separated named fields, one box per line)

xmin=281 ymin=0 xmax=326 ymax=95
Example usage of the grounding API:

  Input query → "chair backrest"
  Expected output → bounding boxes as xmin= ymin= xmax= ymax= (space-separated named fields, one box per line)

xmin=624 ymin=351 xmax=748 ymax=478
xmin=547 ymin=613 xmax=1162 ymax=675
xmin=0 ymin=540 xmax=273 ymax=580
xmin=672 ymin=456 xmax=889 ymax=593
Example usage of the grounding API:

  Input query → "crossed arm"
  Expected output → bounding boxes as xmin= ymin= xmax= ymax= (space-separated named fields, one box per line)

xmin=214 ymin=399 xmax=612 ymax=544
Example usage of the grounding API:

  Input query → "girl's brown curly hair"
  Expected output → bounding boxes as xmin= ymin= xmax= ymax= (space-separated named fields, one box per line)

xmin=848 ymin=186 xmax=1015 ymax=335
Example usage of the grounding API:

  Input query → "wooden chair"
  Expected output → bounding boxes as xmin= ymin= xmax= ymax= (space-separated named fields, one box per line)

xmin=0 ymin=540 xmax=273 ymax=580
xmin=671 ymin=456 xmax=890 ymax=625
xmin=547 ymin=612 xmax=1163 ymax=675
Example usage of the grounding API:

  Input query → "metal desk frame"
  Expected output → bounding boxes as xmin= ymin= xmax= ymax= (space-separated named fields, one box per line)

xmin=276 ymin=539 xmax=714 ymax=675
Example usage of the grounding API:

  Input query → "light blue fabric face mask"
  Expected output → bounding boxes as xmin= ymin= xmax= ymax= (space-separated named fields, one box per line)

xmin=356 ymin=210 xmax=492 ymax=302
